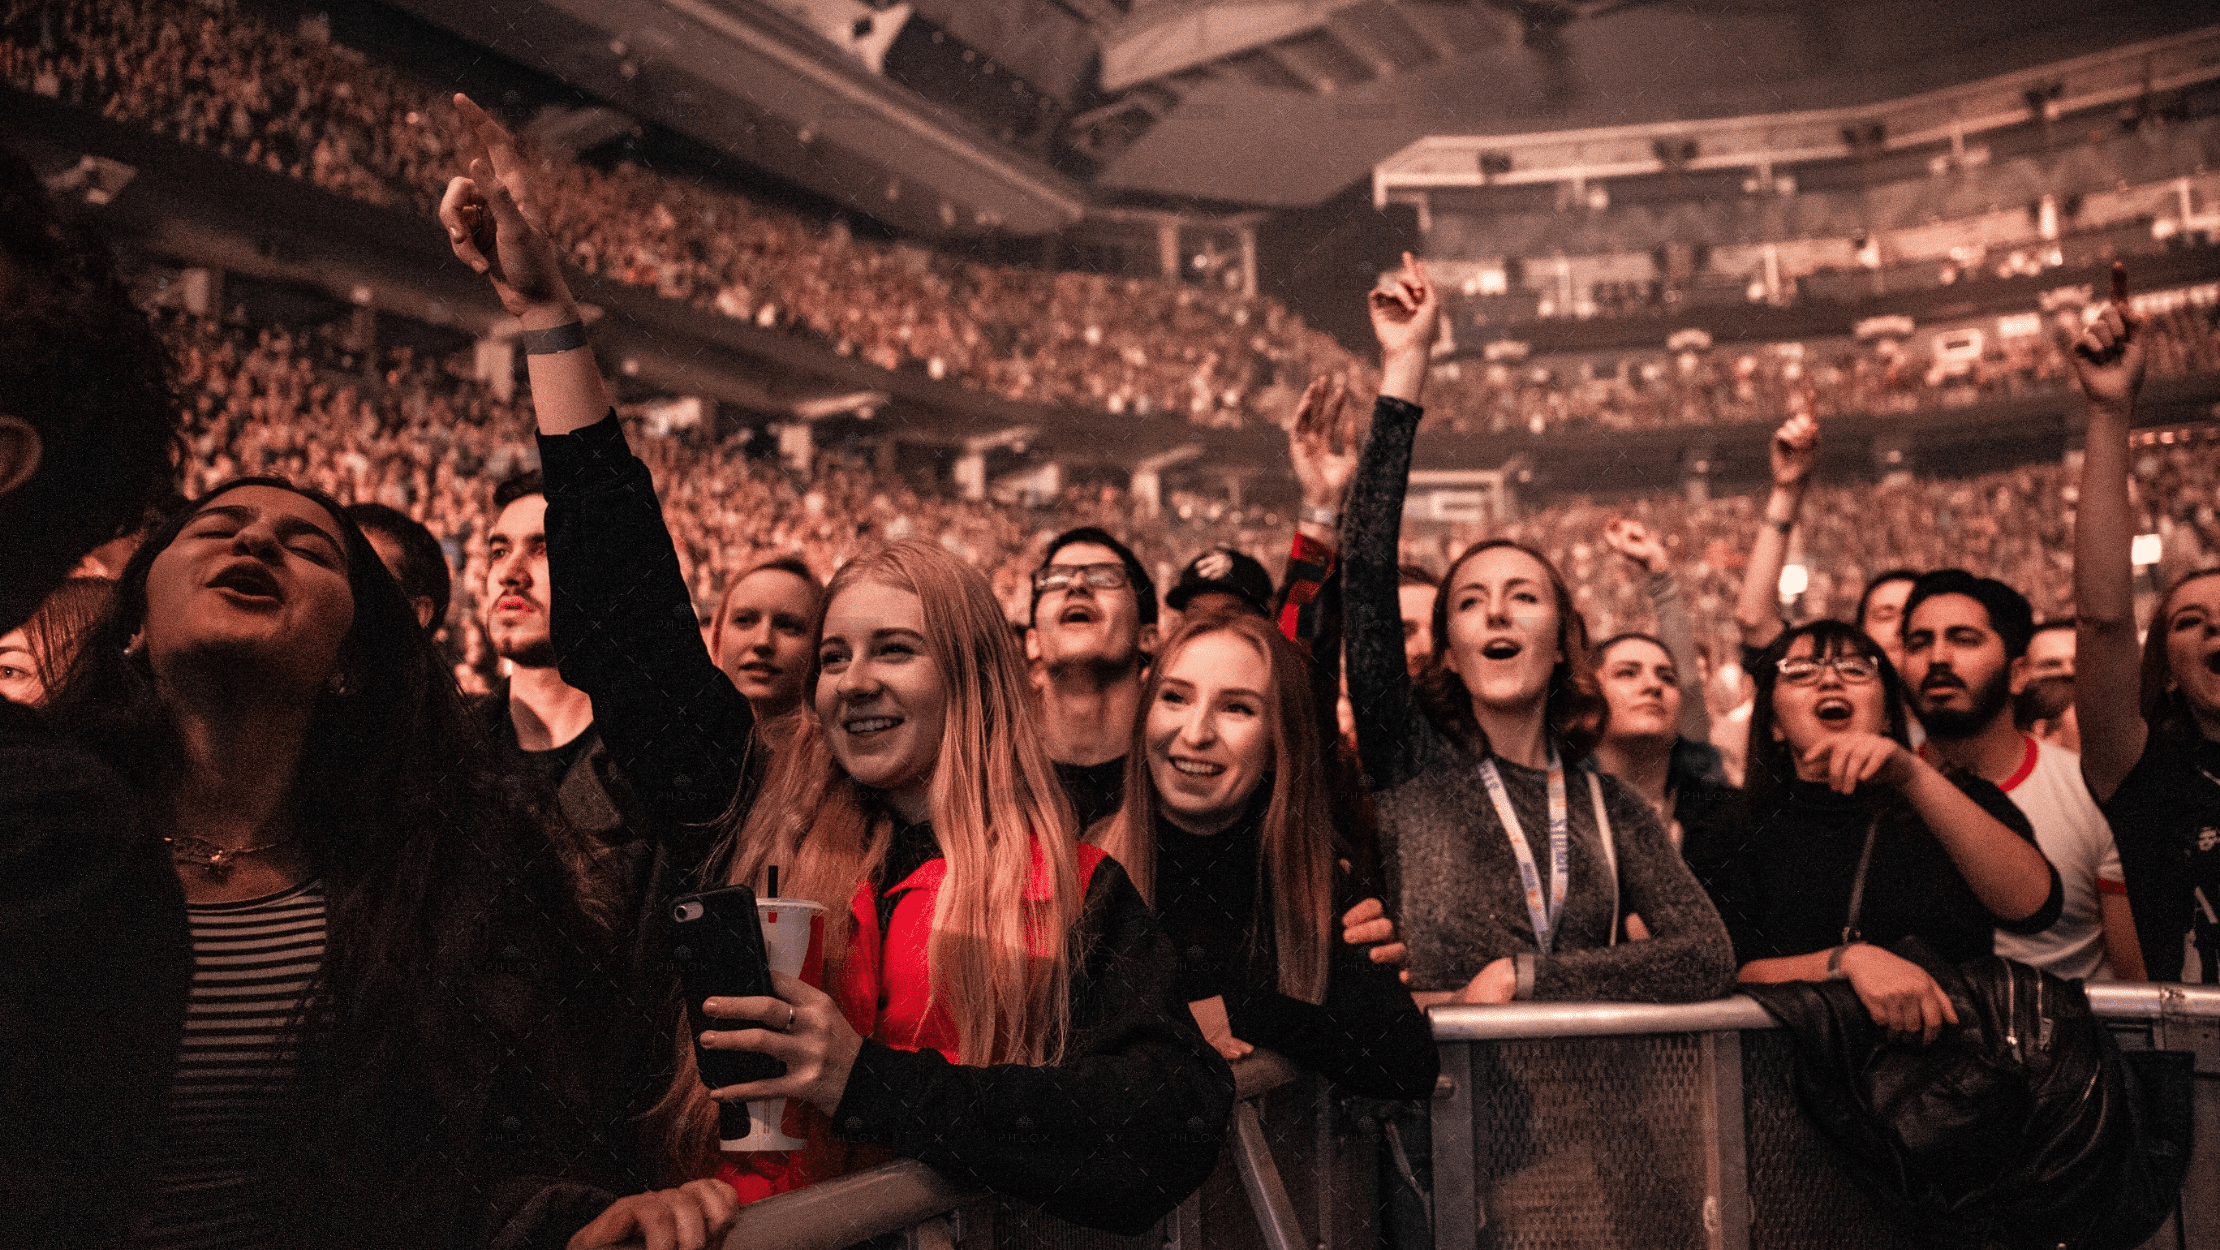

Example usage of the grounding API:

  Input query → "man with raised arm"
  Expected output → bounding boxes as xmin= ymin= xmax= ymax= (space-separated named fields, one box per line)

xmin=1898 ymin=570 xmax=2140 ymax=980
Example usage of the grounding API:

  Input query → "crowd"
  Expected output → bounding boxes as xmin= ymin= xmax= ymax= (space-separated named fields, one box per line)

xmin=14 ymin=0 xmax=2220 ymax=446
xmin=3 ymin=81 xmax=2209 ymax=1250
xmin=1423 ymin=298 xmax=2220 ymax=434
xmin=1 ymin=0 xmax=1352 ymax=428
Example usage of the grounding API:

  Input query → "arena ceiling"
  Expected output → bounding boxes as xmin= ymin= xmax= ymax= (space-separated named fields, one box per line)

xmin=383 ymin=0 xmax=2218 ymax=226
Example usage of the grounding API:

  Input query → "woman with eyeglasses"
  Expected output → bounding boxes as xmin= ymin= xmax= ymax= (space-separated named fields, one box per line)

xmin=1707 ymin=621 xmax=2061 ymax=1043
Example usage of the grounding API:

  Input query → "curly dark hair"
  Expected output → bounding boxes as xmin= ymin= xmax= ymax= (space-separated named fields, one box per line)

xmin=47 ymin=477 xmax=619 ymax=1246
xmin=1416 ymin=538 xmax=1606 ymax=760
xmin=0 ymin=146 xmax=180 ymax=633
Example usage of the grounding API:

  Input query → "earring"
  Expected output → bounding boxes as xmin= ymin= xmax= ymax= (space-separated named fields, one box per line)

xmin=123 ymin=633 xmax=145 ymax=658
xmin=325 ymin=671 xmax=352 ymax=697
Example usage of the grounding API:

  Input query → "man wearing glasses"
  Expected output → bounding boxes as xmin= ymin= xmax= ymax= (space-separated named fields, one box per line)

xmin=1897 ymin=570 xmax=2143 ymax=981
xmin=1026 ymin=527 xmax=1161 ymax=829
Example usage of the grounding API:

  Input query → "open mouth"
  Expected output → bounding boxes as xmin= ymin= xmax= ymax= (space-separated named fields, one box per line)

xmin=844 ymin=715 xmax=901 ymax=736
xmin=1058 ymin=603 xmax=1097 ymax=625
xmin=737 ymin=661 xmax=780 ymax=677
xmin=1169 ymin=756 xmax=1225 ymax=777
xmin=1480 ymin=639 xmax=1523 ymax=660
xmin=1814 ymin=697 xmax=1854 ymax=723
xmin=208 ymin=561 xmax=282 ymax=602
xmin=2204 ymin=651 xmax=2220 ymax=675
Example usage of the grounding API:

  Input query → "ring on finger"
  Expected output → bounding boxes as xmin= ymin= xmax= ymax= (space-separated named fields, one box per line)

xmin=784 ymin=1003 xmax=796 ymax=1032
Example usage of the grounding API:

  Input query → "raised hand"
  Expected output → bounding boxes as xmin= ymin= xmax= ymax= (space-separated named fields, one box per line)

xmin=1838 ymin=943 xmax=1958 ymax=1045
xmin=438 ymin=94 xmax=572 ymax=316
xmin=1370 ymin=252 xmax=1440 ymax=405
xmin=1289 ymin=374 xmax=1361 ymax=512
xmin=2066 ymin=262 xmax=2146 ymax=413
xmin=1769 ymin=410 xmax=1820 ymax=490
xmin=1799 ymin=730 xmax=1915 ymax=795
xmin=1602 ymin=518 xmax=1669 ymax=575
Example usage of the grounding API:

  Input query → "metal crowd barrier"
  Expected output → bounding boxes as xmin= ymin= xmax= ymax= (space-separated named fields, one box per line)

xmin=718 ymin=985 xmax=2220 ymax=1250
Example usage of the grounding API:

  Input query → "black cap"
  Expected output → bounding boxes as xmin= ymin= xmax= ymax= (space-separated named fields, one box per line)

xmin=1166 ymin=547 xmax=1273 ymax=617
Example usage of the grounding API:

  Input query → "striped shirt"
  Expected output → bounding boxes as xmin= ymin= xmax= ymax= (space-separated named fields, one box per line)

xmin=137 ymin=880 xmax=325 ymax=1250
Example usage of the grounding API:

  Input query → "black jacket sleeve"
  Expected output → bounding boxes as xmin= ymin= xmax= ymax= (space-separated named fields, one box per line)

xmin=828 ymin=858 xmax=1235 ymax=1235
xmin=1223 ymin=916 xmax=1438 ymax=1102
xmin=1343 ymin=396 xmax=1439 ymax=792
xmin=537 ymin=412 xmax=756 ymax=834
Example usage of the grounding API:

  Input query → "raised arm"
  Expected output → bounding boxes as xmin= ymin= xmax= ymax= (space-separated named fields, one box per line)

xmin=1277 ymin=375 xmax=1357 ymax=653
xmin=1605 ymin=518 xmax=1711 ymax=742
xmin=1731 ymin=412 xmax=1818 ymax=654
xmin=2069 ymin=265 xmax=2149 ymax=802
xmin=440 ymin=95 xmax=753 ymax=831
xmin=1345 ymin=254 xmax=1442 ymax=790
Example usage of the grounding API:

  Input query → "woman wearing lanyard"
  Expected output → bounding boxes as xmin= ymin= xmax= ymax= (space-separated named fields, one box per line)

xmin=1342 ymin=255 xmax=1735 ymax=1005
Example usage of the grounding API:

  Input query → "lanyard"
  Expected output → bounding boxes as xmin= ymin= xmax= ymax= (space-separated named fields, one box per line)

xmin=1479 ymin=748 xmax=1570 ymax=955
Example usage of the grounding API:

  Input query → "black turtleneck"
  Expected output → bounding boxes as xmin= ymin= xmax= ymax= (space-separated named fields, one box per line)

xmin=1150 ymin=811 xmax=1437 ymax=1101
xmin=1707 ymin=774 xmax=2059 ymax=967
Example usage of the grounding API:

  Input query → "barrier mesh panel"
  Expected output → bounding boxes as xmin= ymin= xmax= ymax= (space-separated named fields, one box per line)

xmin=1459 ymin=1034 xmax=1711 ymax=1249
xmin=1737 ymin=1030 xmax=1915 ymax=1250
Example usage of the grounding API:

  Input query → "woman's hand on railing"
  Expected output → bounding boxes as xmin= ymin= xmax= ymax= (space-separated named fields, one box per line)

xmin=567 ymin=1179 xmax=738 ymax=1250
xmin=1837 ymin=943 xmax=1958 ymax=1046
xmin=1342 ymin=896 xmax=1410 ymax=981
xmin=701 ymin=970 xmax=864 ymax=1117
xmin=1454 ymin=958 xmax=1517 ymax=1005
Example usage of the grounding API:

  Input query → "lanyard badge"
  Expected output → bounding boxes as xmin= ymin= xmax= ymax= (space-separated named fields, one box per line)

xmin=1479 ymin=748 xmax=1570 ymax=955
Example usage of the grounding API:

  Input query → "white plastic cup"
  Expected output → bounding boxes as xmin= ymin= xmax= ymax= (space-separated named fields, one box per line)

xmin=721 ymin=897 xmax=827 ymax=1152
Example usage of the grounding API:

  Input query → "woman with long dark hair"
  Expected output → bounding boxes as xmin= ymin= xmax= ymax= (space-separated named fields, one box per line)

xmin=47 ymin=478 xmax=629 ymax=1249
xmin=1710 ymin=620 xmax=2060 ymax=1042
xmin=2069 ymin=266 xmax=2220 ymax=983
xmin=1092 ymin=610 xmax=1435 ymax=1097
xmin=436 ymin=94 xmax=1230 ymax=1242
xmin=1342 ymin=255 xmax=1734 ymax=1006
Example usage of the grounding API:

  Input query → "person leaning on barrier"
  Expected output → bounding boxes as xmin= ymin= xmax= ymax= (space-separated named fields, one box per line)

xmin=435 ymin=93 xmax=1231 ymax=1246
xmin=0 ymin=144 xmax=193 ymax=1250
xmin=1707 ymin=620 xmax=2062 ymax=1044
xmin=2069 ymin=264 xmax=2220 ymax=984
xmin=1092 ymin=609 xmax=1438 ymax=1099
xmin=1343 ymin=253 xmax=1736 ymax=1006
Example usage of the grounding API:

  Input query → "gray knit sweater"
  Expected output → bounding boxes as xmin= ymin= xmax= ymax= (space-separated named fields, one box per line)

xmin=1344 ymin=396 xmax=1736 ymax=1002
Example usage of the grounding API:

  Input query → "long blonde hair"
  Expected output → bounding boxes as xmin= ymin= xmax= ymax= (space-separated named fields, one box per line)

xmin=653 ymin=542 xmax=1081 ymax=1176
xmin=1091 ymin=611 xmax=1334 ymax=1005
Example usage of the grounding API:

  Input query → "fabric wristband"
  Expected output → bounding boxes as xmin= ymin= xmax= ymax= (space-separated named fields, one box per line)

xmin=1299 ymin=503 xmax=1342 ymax=528
xmin=520 ymin=321 xmax=589 ymax=355
xmin=1826 ymin=944 xmax=1852 ymax=979
xmin=1770 ymin=518 xmax=1794 ymax=535
xmin=1514 ymin=951 xmax=1536 ymax=1000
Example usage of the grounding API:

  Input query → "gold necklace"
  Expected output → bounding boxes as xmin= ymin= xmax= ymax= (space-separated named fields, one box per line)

xmin=165 ymin=833 xmax=298 ymax=881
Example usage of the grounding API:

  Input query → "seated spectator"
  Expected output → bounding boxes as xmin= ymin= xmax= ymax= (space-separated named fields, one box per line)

xmin=708 ymin=554 xmax=823 ymax=724
xmin=0 ymin=577 xmax=113 ymax=706
xmin=1092 ymin=610 xmax=1436 ymax=1099
xmin=345 ymin=501 xmax=452 ymax=635
xmin=1712 ymin=621 xmax=2062 ymax=1043
xmin=1343 ymin=254 xmax=1735 ymax=1006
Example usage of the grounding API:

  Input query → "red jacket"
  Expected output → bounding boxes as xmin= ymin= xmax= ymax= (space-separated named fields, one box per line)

xmin=718 ymin=840 xmax=1108 ymax=1204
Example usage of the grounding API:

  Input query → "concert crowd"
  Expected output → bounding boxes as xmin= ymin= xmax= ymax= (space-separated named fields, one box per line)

xmin=1 ymin=58 xmax=2214 ymax=1250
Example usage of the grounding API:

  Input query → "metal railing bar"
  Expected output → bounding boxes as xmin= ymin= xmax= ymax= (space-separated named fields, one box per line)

xmin=1229 ymin=1101 xmax=1310 ymax=1250
xmin=719 ymin=1159 xmax=982 ymax=1250
xmin=1428 ymin=985 xmax=2220 ymax=1041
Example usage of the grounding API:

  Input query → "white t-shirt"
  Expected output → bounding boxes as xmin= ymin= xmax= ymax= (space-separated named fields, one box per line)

xmin=1993 ymin=736 xmax=2128 ymax=981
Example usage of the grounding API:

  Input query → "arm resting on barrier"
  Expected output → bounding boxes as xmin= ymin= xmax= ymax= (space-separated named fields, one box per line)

xmin=827 ymin=857 xmax=1234 ymax=1236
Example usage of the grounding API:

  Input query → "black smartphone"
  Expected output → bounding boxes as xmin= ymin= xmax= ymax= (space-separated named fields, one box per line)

xmin=668 ymin=883 xmax=784 ymax=1090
